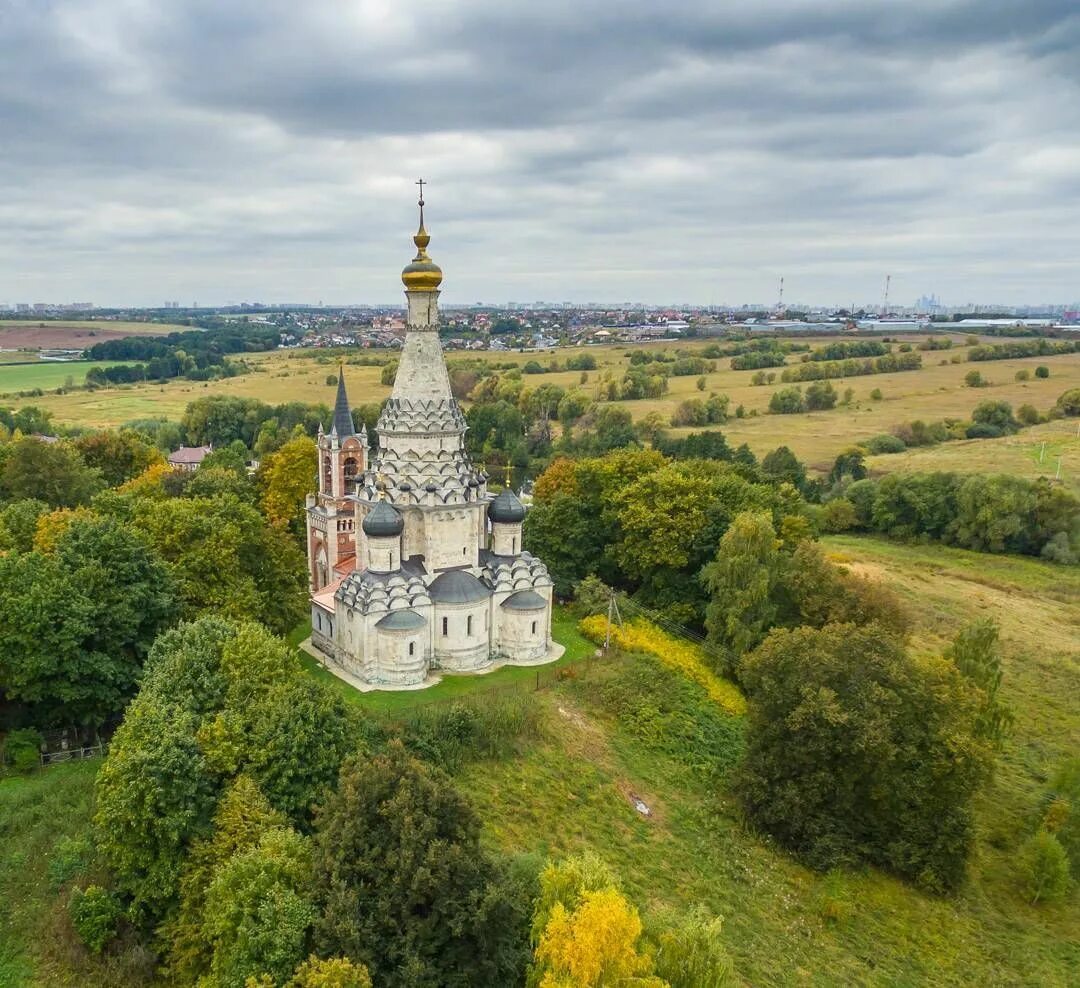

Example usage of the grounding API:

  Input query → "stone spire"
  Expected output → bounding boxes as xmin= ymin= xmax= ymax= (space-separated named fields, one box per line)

xmin=369 ymin=184 xmax=482 ymax=506
xmin=331 ymin=368 xmax=355 ymax=437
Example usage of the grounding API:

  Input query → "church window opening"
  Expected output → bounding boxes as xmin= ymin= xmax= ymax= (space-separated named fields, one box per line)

xmin=512 ymin=536 xmax=517 ymax=553
xmin=322 ymin=455 xmax=332 ymax=490
xmin=442 ymin=616 xmax=448 ymax=636
xmin=532 ymin=620 xmax=537 ymax=635
xmin=409 ymin=641 xmax=415 ymax=657
xmin=467 ymin=615 xmax=473 ymax=636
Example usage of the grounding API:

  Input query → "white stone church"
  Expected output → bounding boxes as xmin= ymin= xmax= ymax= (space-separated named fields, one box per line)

xmin=305 ymin=192 xmax=559 ymax=687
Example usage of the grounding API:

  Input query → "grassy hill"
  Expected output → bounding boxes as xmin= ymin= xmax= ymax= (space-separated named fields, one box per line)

xmin=2 ymin=537 xmax=1077 ymax=986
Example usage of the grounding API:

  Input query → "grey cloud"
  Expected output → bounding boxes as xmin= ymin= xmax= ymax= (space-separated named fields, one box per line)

xmin=0 ymin=0 xmax=1078 ymax=305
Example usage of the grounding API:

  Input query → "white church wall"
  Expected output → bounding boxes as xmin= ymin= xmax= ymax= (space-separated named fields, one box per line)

xmin=432 ymin=600 xmax=491 ymax=671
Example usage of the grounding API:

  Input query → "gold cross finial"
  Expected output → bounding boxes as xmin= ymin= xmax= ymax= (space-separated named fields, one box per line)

xmin=376 ymin=472 xmax=386 ymax=500
xmin=416 ymin=177 xmax=426 ymax=226
xmin=504 ymin=461 xmax=512 ymax=487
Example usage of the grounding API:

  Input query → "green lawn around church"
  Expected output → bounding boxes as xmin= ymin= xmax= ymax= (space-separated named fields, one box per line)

xmin=289 ymin=604 xmax=596 ymax=717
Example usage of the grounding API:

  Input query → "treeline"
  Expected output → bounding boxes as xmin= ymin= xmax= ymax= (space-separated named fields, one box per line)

xmin=809 ymin=339 xmax=889 ymax=361
xmin=627 ymin=349 xmax=717 ymax=376
xmin=781 ymin=351 xmax=922 ymax=382
xmin=967 ymin=339 xmax=1079 ymax=362
xmin=83 ymin=324 xmax=280 ymax=383
xmin=824 ymin=472 xmax=1078 ymax=562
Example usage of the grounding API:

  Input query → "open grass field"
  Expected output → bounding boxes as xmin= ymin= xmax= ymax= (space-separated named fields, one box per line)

xmin=1 ymin=536 xmax=1077 ymax=986
xmin=0 ymin=361 xmax=135 ymax=398
xmin=869 ymin=417 xmax=1080 ymax=493
xmin=11 ymin=336 xmax=1080 ymax=475
xmin=0 ymin=320 xmax=187 ymax=349
xmin=456 ymin=535 xmax=1079 ymax=986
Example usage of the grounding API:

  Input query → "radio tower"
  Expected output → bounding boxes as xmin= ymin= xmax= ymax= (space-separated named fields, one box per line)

xmin=882 ymin=274 xmax=891 ymax=316
xmin=777 ymin=276 xmax=784 ymax=314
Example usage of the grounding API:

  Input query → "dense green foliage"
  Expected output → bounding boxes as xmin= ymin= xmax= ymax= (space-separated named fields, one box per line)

xmin=525 ymin=449 xmax=800 ymax=623
xmin=840 ymin=471 xmax=1079 ymax=560
xmin=738 ymin=623 xmax=994 ymax=890
xmin=0 ymin=516 xmax=177 ymax=724
xmin=313 ymin=742 xmax=532 ymax=988
xmin=94 ymin=618 xmax=361 ymax=922
xmin=84 ymin=323 xmax=280 ymax=383
xmin=701 ymin=512 xmax=908 ymax=674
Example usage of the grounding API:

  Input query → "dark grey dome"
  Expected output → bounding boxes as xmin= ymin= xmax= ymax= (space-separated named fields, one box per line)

xmin=428 ymin=570 xmax=489 ymax=604
xmin=500 ymin=589 xmax=546 ymax=611
xmin=489 ymin=488 xmax=526 ymax=524
xmin=363 ymin=499 xmax=403 ymax=538
xmin=376 ymin=609 xmax=426 ymax=631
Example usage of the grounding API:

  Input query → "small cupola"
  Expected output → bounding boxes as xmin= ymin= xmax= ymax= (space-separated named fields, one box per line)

xmin=363 ymin=499 xmax=404 ymax=538
xmin=488 ymin=488 xmax=526 ymax=525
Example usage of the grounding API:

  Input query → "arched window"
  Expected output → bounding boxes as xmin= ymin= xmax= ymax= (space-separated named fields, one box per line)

xmin=531 ymin=620 xmax=537 ymax=635
xmin=442 ymin=616 xmax=448 ymax=636
xmin=343 ymin=457 xmax=358 ymax=491
xmin=467 ymin=615 xmax=473 ymax=636
xmin=409 ymin=641 xmax=415 ymax=657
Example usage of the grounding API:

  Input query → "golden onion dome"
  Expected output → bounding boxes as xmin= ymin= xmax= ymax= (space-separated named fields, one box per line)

xmin=401 ymin=185 xmax=443 ymax=292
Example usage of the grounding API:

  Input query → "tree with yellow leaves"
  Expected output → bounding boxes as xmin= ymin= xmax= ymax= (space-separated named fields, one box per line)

xmin=260 ymin=435 xmax=317 ymax=538
xmin=534 ymin=887 xmax=667 ymax=988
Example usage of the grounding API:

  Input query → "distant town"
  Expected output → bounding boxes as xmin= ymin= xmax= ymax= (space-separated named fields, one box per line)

xmin=2 ymin=296 xmax=1078 ymax=357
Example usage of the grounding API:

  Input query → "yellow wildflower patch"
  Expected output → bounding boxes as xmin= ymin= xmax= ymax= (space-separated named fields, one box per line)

xmin=578 ymin=615 xmax=746 ymax=716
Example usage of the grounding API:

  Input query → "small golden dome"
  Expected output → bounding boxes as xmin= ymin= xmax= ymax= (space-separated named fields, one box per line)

xmin=401 ymin=182 xmax=443 ymax=292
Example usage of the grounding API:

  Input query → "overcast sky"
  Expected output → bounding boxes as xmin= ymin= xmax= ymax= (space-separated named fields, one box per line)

xmin=2 ymin=0 xmax=1078 ymax=308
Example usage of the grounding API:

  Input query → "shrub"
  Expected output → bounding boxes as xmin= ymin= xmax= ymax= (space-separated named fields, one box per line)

xmin=819 ymin=499 xmax=858 ymax=533
xmin=869 ymin=388 xmax=883 ymax=401
xmin=864 ymin=434 xmax=906 ymax=455
xmin=804 ymin=380 xmax=838 ymax=411
xmin=966 ymin=422 xmax=1003 ymax=439
xmin=48 ymin=834 xmax=93 ymax=890
xmin=290 ymin=956 xmax=373 ymax=987
xmin=1017 ymin=403 xmax=1040 ymax=425
xmin=325 ymin=374 xmax=338 ymax=386
xmin=1015 ymin=369 xmax=1030 ymax=381
xmin=768 ymin=387 xmax=805 ymax=414
xmin=971 ymin=399 xmax=1018 ymax=433
xmin=965 ymin=370 xmax=986 ymax=388
xmin=1055 ymin=388 xmax=1080 ymax=416
xmin=2 ymin=727 xmax=42 ymax=773
xmin=1035 ymin=365 xmax=1050 ymax=378
xmin=69 ymin=885 xmax=123 ymax=954
xmin=1020 ymin=831 xmax=1070 ymax=904
xmin=652 ymin=906 xmax=736 ymax=988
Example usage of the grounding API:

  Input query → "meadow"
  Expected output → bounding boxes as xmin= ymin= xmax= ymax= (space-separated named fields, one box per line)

xmin=3 ymin=535 xmax=1077 ymax=986
xmin=17 ymin=335 xmax=1080 ymax=477
xmin=0 ymin=361 xmax=135 ymax=397
xmin=869 ymin=417 xmax=1080 ymax=493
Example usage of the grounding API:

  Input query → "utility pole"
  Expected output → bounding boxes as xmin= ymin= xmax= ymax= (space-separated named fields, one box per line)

xmin=603 ymin=591 xmax=623 ymax=653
